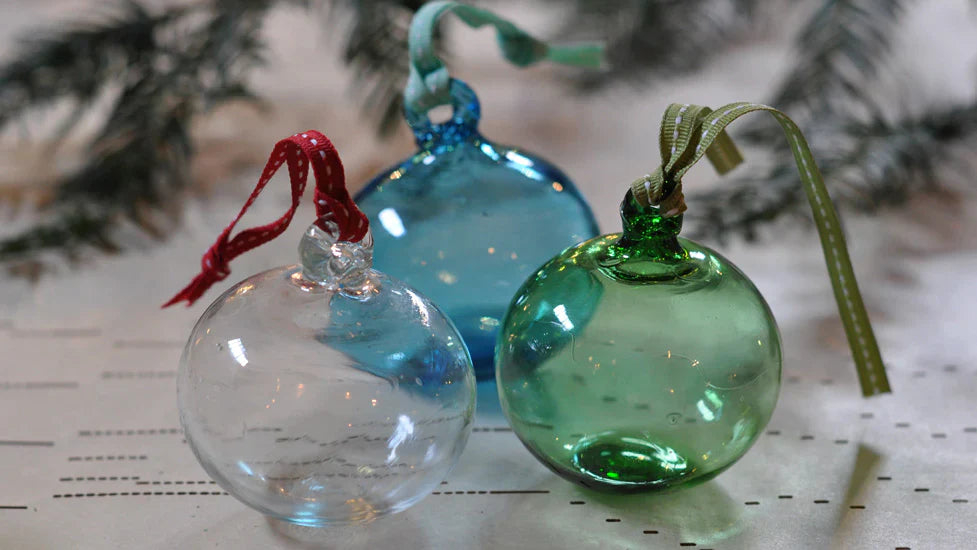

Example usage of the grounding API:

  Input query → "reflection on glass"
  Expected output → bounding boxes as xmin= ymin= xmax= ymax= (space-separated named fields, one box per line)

xmin=228 ymin=338 xmax=248 ymax=367
xmin=378 ymin=208 xmax=406 ymax=238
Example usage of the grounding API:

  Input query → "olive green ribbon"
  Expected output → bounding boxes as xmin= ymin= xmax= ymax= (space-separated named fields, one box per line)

xmin=632 ymin=102 xmax=890 ymax=397
xmin=405 ymin=1 xmax=604 ymax=113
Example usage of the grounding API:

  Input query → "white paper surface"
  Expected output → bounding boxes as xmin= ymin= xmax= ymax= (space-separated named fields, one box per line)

xmin=2 ymin=189 xmax=977 ymax=550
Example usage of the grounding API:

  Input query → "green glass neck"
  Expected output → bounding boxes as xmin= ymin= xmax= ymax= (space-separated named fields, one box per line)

xmin=600 ymin=190 xmax=692 ymax=281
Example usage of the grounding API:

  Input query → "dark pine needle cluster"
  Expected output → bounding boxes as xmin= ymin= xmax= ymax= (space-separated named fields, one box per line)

xmin=1 ymin=0 xmax=974 ymax=269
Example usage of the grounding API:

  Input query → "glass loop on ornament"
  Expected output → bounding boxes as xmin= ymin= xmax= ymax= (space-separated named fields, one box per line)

xmin=404 ymin=79 xmax=481 ymax=148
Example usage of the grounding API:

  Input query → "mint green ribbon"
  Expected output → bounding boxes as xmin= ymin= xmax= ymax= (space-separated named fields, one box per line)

xmin=632 ymin=102 xmax=891 ymax=397
xmin=405 ymin=1 xmax=604 ymax=113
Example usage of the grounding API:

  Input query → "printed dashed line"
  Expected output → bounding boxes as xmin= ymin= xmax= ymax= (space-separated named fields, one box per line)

xmin=0 ymin=381 xmax=79 ymax=390
xmin=101 ymin=371 xmax=177 ymax=380
xmin=79 ymin=428 xmax=181 ymax=437
xmin=68 ymin=455 xmax=148 ymax=462
xmin=10 ymin=328 xmax=101 ymax=338
xmin=431 ymin=490 xmax=549 ymax=496
xmin=136 ymin=481 xmax=217 ymax=486
xmin=53 ymin=491 xmax=228 ymax=498
xmin=112 ymin=340 xmax=183 ymax=349
xmin=60 ymin=476 xmax=139 ymax=482
xmin=0 ymin=440 xmax=54 ymax=447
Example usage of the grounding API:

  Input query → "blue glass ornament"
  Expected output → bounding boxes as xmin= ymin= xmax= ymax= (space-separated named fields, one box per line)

xmin=356 ymin=79 xmax=599 ymax=378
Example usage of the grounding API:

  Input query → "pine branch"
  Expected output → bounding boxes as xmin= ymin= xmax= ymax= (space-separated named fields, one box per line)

xmin=769 ymin=0 xmax=911 ymax=114
xmin=550 ymin=0 xmax=764 ymax=90
xmin=0 ymin=209 xmax=116 ymax=262
xmin=688 ymin=0 xmax=951 ymax=241
xmin=0 ymin=0 xmax=432 ymax=271
xmin=733 ymin=0 xmax=912 ymax=150
xmin=0 ymin=1 xmax=193 ymax=130
xmin=0 ymin=0 xmax=273 ymax=265
xmin=1 ymin=0 xmax=975 ymax=272
xmin=327 ymin=0 xmax=429 ymax=136
xmin=689 ymin=102 xmax=977 ymax=241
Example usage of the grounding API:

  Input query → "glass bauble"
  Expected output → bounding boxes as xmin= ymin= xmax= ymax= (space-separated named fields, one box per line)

xmin=177 ymin=221 xmax=476 ymax=525
xmin=496 ymin=192 xmax=781 ymax=493
xmin=355 ymin=79 xmax=599 ymax=379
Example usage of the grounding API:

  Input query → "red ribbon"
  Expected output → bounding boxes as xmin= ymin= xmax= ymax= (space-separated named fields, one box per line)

xmin=163 ymin=130 xmax=369 ymax=308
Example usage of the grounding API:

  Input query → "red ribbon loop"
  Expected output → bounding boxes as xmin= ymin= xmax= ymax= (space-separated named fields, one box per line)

xmin=163 ymin=130 xmax=368 ymax=308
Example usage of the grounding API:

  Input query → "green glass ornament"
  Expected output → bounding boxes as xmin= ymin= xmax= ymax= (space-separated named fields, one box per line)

xmin=496 ymin=191 xmax=781 ymax=492
xmin=496 ymin=101 xmax=891 ymax=493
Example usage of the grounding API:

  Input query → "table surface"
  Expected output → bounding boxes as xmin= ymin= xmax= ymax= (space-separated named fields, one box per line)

xmin=1 ymin=187 xmax=976 ymax=550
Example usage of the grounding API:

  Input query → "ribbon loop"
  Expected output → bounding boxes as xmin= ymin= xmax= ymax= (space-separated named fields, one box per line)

xmin=404 ymin=1 xmax=604 ymax=113
xmin=633 ymin=102 xmax=891 ymax=397
xmin=202 ymin=245 xmax=229 ymax=279
xmin=164 ymin=130 xmax=368 ymax=308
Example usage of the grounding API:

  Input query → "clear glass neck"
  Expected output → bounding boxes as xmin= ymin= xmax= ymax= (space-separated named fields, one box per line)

xmin=297 ymin=217 xmax=378 ymax=299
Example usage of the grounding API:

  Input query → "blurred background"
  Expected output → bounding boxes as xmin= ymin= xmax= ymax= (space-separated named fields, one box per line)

xmin=3 ymin=2 xmax=977 ymax=548
xmin=1 ymin=0 xmax=977 ymax=364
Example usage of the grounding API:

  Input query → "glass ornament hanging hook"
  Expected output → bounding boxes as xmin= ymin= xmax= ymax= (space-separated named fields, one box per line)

xmin=404 ymin=78 xmax=481 ymax=148
xmin=163 ymin=131 xmax=369 ymax=307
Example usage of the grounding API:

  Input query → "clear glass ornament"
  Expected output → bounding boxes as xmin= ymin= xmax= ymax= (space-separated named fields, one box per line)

xmin=355 ymin=79 xmax=600 ymax=379
xmin=177 ymin=218 xmax=476 ymax=525
xmin=496 ymin=191 xmax=782 ymax=493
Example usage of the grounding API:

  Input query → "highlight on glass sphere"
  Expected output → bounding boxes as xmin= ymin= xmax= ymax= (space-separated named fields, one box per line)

xmin=496 ymin=191 xmax=782 ymax=493
xmin=355 ymin=79 xmax=599 ymax=379
xmin=177 ymin=218 xmax=477 ymax=526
